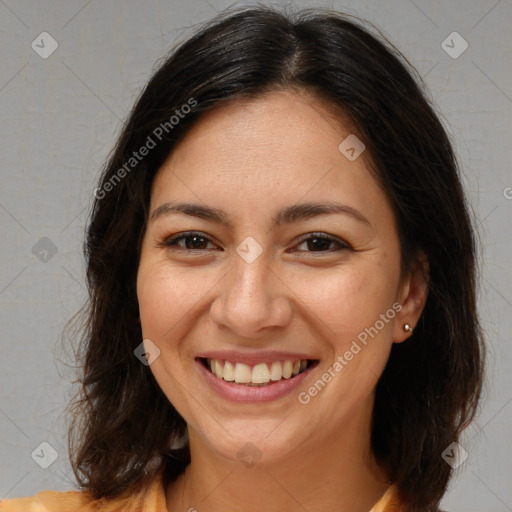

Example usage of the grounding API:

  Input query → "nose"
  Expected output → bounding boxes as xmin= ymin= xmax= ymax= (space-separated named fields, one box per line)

xmin=209 ymin=252 xmax=293 ymax=338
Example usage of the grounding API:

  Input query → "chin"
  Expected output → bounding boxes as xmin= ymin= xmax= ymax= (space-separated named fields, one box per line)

xmin=195 ymin=418 xmax=307 ymax=467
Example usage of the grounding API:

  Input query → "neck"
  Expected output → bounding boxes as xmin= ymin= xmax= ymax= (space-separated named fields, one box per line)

xmin=166 ymin=401 xmax=390 ymax=512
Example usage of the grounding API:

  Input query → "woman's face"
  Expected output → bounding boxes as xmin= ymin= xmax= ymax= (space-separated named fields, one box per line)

xmin=137 ymin=89 xmax=423 ymax=464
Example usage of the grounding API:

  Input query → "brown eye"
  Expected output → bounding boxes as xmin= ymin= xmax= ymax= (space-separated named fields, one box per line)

xmin=163 ymin=232 xmax=217 ymax=250
xmin=294 ymin=233 xmax=350 ymax=253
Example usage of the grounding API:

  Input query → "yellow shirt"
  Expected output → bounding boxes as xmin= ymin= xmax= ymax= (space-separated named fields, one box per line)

xmin=0 ymin=468 xmax=403 ymax=511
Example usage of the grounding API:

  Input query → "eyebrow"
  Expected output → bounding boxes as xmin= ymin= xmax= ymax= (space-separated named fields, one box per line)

xmin=150 ymin=201 xmax=372 ymax=228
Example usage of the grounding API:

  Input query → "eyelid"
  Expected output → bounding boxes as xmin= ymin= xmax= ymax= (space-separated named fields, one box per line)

xmin=295 ymin=232 xmax=349 ymax=246
xmin=162 ymin=231 xmax=218 ymax=250
xmin=291 ymin=232 xmax=351 ymax=253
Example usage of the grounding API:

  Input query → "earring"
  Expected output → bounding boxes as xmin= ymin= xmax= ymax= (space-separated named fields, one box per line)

xmin=403 ymin=323 xmax=413 ymax=334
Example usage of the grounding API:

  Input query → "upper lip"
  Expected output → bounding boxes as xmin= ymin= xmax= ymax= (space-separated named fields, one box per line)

xmin=195 ymin=350 xmax=319 ymax=365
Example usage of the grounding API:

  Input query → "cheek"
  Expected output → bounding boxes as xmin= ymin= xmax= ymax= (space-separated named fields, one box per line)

xmin=294 ymin=264 xmax=396 ymax=341
xmin=295 ymin=268 xmax=398 ymax=414
xmin=136 ymin=264 xmax=196 ymax=404
xmin=137 ymin=263 xmax=186 ymax=338
xmin=137 ymin=261 xmax=221 ymax=354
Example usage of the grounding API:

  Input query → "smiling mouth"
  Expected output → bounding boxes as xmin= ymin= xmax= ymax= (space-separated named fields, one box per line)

xmin=199 ymin=357 xmax=318 ymax=387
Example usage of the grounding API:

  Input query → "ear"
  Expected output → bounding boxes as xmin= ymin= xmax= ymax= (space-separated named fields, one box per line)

xmin=393 ymin=250 xmax=429 ymax=344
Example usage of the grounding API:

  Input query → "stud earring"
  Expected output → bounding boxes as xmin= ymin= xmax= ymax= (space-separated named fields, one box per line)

xmin=403 ymin=323 xmax=413 ymax=334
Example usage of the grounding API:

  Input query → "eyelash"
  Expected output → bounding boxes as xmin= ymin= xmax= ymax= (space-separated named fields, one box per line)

xmin=160 ymin=231 xmax=351 ymax=254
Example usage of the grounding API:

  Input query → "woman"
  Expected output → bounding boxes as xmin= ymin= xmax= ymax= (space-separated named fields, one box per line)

xmin=0 ymin=5 xmax=484 ymax=512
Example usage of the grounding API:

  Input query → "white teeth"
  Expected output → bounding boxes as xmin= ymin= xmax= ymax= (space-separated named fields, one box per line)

xmin=223 ymin=360 xmax=235 ymax=381
xmin=234 ymin=362 xmax=252 ymax=383
xmin=251 ymin=363 xmax=270 ymax=383
xmin=214 ymin=359 xmax=223 ymax=379
xmin=270 ymin=361 xmax=282 ymax=381
xmin=206 ymin=358 xmax=310 ymax=385
xmin=282 ymin=360 xmax=293 ymax=379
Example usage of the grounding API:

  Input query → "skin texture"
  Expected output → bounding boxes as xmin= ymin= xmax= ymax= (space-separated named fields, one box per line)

xmin=136 ymin=89 xmax=428 ymax=512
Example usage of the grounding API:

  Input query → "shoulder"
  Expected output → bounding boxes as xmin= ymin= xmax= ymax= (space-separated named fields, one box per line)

xmin=0 ymin=489 xmax=96 ymax=511
xmin=0 ymin=467 xmax=169 ymax=512
xmin=370 ymin=484 xmax=406 ymax=511
xmin=369 ymin=484 xmax=449 ymax=512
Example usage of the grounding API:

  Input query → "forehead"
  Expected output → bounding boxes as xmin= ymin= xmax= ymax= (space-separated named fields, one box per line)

xmin=150 ymin=90 xmax=393 ymax=228
xmin=164 ymin=89 xmax=358 ymax=170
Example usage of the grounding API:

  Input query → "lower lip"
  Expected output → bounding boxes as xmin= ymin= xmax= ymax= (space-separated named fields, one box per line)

xmin=196 ymin=359 xmax=317 ymax=403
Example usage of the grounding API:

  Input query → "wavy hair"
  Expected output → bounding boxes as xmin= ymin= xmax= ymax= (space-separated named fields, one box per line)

xmin=66 ymin=5 xmax=485 ymax=511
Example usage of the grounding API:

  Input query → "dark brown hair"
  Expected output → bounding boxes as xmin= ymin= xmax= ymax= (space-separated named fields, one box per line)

xmin=66 ymin=5 xmax=484 ymax=511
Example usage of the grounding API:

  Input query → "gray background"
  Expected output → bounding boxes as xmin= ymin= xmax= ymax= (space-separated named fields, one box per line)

xmin=0 ymin=0 xmax=511 ymax=510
